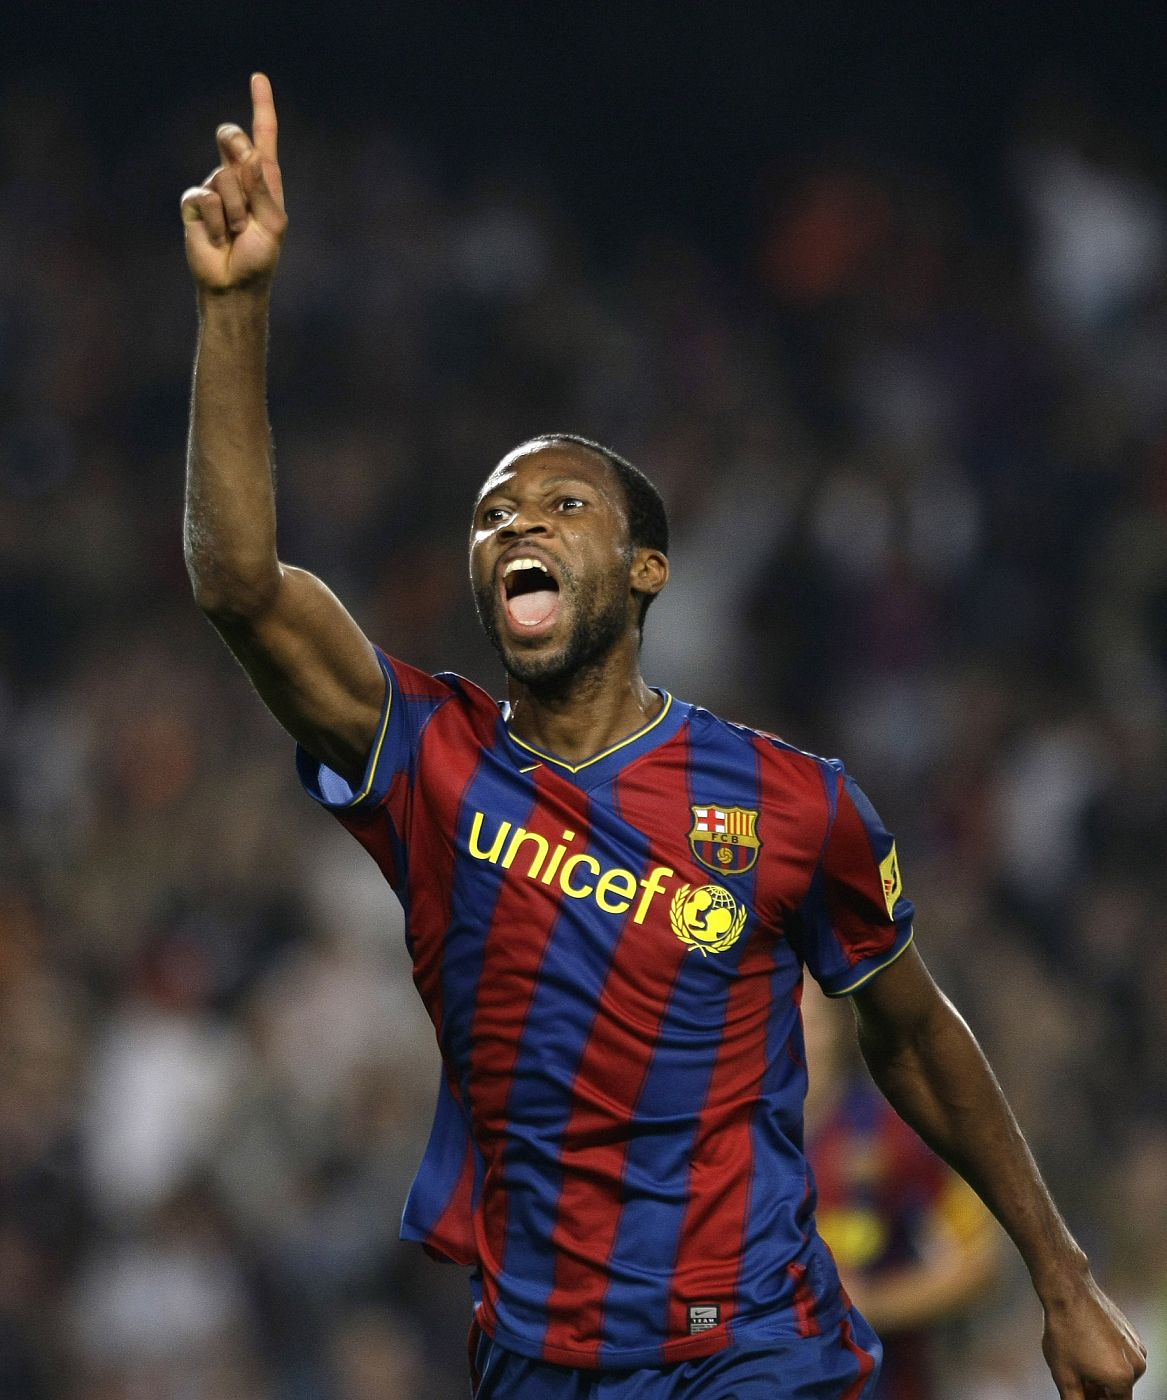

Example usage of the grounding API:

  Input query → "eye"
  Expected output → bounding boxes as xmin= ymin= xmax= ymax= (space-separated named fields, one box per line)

xmin=557 ymin=496 xmax=586 ymax=512
xmin=481 ymin=506 xmax=511 ymax=525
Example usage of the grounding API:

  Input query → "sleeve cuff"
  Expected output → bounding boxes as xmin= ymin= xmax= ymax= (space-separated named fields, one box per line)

xmin=823 ymin=925 xmax=915 ymax=997
xmin=295 ymin=650 xmax=395 ymax=813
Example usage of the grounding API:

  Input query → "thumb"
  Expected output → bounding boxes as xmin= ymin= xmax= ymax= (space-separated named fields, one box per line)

xmin=1052 ymin=1366 xmax=1085 ymax=1400
xmin=182 ymin=218 xmax=220 ymax=263
xmin=180 ymin=186 xmax=227 ymax=256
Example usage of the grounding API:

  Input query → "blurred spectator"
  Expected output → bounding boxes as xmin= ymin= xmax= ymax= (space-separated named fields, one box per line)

xmin=1013 ymin=86 xmax=1167 ymax=340
xmin=82 ymin=932 xmax=248 ymax=1221
xmin=330 ymin=1308 xmax=427 ymax=1400
xmin=66 ymin=1182 xmax=264 ymax=1400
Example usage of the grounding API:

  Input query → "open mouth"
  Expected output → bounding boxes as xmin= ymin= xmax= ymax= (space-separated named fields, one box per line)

xmin=501 ymin=556 xmax=562 ymax=633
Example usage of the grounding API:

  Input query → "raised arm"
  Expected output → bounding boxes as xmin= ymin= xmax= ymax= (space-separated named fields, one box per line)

xmin=181 ymin=74 xmax=384 ymax=783
xmin=851 ymin=946 xmax=1146 ymax=1399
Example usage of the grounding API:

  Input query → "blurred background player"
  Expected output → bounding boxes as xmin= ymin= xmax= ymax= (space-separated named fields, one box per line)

xmin=802 ymin=978 xmax=1003 ymax=1400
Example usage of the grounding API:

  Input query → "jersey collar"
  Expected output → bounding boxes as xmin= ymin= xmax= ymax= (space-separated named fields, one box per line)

xmin=500 ymin=690 xmax=689 ymax=788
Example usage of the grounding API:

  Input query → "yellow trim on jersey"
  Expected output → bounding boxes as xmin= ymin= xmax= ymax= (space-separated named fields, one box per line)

xmin=346 ymin=668 xmax=394 ymax=807
xmin=827 ymin=926 xmax=915 ymax=997
xmin=507 ymin=693 xmax=674 ymax=774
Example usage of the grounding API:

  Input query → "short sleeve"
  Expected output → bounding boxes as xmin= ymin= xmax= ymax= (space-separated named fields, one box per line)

xmin=295 ymin=646 xmax=455 ymax=816
xmin=797 ymin=763 xmax=915 ymax=996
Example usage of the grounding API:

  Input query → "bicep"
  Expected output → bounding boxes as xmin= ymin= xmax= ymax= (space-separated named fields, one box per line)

xmin=850 ymin=944 xmax=952 ymax=1054
xmin=208 ymin=563 xmax=385 ymax=781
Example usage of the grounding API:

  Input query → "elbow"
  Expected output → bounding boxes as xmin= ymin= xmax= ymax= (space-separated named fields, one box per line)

xmin=186 ymin=550 xmax=281 ymax=622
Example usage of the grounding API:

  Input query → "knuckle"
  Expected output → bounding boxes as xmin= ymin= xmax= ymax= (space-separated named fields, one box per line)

xmin=217 ymin=123 xmax=252 ymax=159
xmin=210 ymin=175 xmax=243 ymax=207
xmin=180 ymin=188 xmax=220 ymax=222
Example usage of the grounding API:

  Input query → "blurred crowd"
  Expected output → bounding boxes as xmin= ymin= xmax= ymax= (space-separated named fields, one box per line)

xmin=1 ymin=73 xmax=1166 ymax=1398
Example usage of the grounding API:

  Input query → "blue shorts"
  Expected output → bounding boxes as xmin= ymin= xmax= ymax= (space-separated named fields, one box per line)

xmin=469 ymin=1309 xmax=882 ymax=1399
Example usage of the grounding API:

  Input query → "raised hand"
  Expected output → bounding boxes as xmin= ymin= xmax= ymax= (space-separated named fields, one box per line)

xmin=181 ymin=72 xmax=287 ymax=292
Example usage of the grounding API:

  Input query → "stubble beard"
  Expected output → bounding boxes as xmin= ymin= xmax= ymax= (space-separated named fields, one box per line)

xmin=474 ymin=569 xmax=631 ymax=699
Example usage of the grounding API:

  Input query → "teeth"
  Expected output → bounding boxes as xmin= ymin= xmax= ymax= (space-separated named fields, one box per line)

xmin=503 ymin=558 xmax=549 ymax=577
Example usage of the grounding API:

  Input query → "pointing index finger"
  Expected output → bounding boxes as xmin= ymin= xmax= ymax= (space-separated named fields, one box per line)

xmin=250 ymin=72 xmax=278 ymax=164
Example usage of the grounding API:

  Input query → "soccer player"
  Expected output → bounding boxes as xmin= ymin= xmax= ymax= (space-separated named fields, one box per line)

xmin=180 ymin=75 xmax=1146 ymax=1399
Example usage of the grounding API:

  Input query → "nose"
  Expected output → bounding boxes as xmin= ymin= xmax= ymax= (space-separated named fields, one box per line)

xmin=499 ymin=506 xmax=551 ymax=539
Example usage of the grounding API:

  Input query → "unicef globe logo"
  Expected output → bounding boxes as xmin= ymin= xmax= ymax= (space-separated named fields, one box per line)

xmin=669 ymin=883 xmax=748 ymax=956
xmin=688 ymin=885 xmax=737 ymax=931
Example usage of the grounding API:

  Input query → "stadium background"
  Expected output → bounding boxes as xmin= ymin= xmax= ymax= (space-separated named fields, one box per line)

xmin=2 ymin=2 xmax=1166 ymax=1394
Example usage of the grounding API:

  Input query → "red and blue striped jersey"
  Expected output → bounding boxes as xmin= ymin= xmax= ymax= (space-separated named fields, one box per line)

xmin=297 ymin=649 xmax=915 ymax=1370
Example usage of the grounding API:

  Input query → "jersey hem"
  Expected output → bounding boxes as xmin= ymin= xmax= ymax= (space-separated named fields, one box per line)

xmin=483 ymin=1316 xmax=733 ymax=1370
xmin=480 ymin=1299 xmax=851 ymax=1371
xmin=399 ymin=1220 xmax=476 ymax=1268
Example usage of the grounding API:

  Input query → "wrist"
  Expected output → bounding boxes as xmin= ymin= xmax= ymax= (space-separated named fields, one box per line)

xmin=196 ymin=282 xmax=273 ymax=314
xmin=1030 ymin=1243 xmax=1091 ymax=1307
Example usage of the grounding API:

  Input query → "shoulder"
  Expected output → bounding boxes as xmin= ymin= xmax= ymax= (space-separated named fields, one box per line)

xmin=431 ymin=666 xmax=503 ymax=717
xmin=381 ymin=650 xmax=502 ymax=728
xmin=685 ymin=703 xmax=841 ymax=801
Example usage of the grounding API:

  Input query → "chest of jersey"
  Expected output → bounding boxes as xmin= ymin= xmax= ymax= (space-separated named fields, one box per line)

xmin=401 ymin=716 xmax=828 ymax=1083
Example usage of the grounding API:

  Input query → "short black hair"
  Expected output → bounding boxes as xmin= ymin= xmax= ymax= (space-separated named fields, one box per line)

xmin=522 ymin=433 xmax=669 ymax=627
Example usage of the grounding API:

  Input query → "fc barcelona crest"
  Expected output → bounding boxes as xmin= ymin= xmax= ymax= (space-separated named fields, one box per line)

xmin=688 ymin=805 xmax=761 ymax=875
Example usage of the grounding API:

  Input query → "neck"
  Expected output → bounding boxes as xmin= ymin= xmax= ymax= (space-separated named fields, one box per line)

xmin=505 ymin=640 xmax=662 ymax=765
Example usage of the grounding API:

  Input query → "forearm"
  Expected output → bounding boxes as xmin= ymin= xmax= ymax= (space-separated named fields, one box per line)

xmin=185 ymin=288 xmax=281 ymax=615
xmin=855 ymin=992 xmax=1085 ymax=1304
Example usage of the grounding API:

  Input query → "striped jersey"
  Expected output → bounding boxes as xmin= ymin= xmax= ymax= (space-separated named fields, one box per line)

xmin=297 ymin=648 xmax=915 ymax=1370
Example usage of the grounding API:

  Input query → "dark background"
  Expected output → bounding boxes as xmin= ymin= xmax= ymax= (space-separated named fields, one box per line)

xmin=2 ymin=4 xmax=1166 ymax=1397
xmin=11 ymin=1 xmax=1167 ymax=252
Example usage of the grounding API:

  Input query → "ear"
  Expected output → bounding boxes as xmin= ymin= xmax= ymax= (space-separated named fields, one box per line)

xmin=630 ymin=548 xmax=669 ymax=599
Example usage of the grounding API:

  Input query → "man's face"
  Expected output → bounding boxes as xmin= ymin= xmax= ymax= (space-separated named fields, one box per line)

xmin=469 ymin=443 xmax=650 ymax=689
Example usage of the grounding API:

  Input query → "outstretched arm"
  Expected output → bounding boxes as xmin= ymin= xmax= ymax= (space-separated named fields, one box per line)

xmin=851 ymin=946 xmax=1146 ymax=1400
xmin=181 ymin=74 xmax=384 ymax=782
